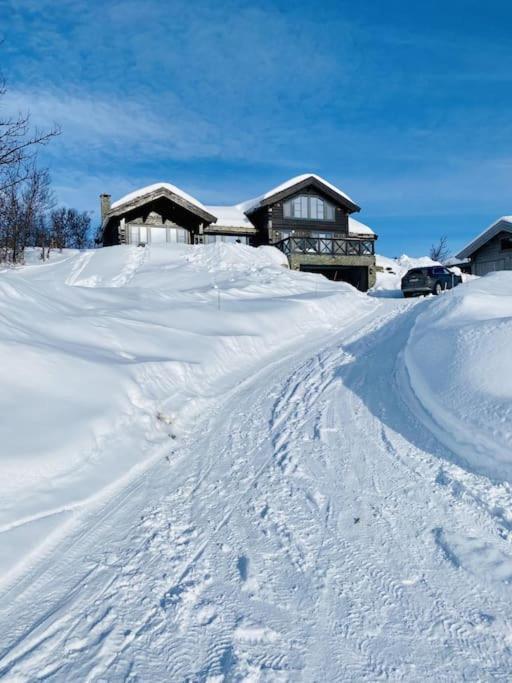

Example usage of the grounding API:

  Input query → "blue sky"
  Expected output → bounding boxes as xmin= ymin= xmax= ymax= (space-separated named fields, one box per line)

xmin=1 ymin=0 xmax=512 ymax=256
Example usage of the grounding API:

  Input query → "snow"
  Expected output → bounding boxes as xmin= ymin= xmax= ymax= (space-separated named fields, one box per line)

xmin=348 ymin=216 xmax=375 ymax=236
xmin=110 ymin=182 xmax=210 ymax=213
xmin=0 ymin=243 xmax=370 ymax=585
xmin=403 ymin=272 xmax=512 ymax=483
xmin=3 ymin=245 xmax=512 ymax=679
xmin=204 ymin=204 xmax=254 ymax=228
xmin=240 ymin=173 xmax=356 ymax=213
xmin=109 ymin=176 xmax=362 ymax=230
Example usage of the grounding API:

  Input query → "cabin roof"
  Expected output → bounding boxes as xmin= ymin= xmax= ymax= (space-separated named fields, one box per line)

xmin=103 ymin=174 xmax=365 ymax=233
xmin=348 ymin=217 xmax=376 ymax=237
xmin=204 ymin=204 xmax=255 ymax=230
xmin=456 ymin=216 xmax=512 ymax=259
xmin=106 ymin=183 xmax=217 ymax=224
xmin=241 ymin=173 xmax=360 ymax=214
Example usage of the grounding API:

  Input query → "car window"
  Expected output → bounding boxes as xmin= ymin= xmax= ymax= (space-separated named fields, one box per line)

xmin=407 ymin=268 xmax=429 ymax=276
xmin=432 ymin=267 xmax=445 ymax=275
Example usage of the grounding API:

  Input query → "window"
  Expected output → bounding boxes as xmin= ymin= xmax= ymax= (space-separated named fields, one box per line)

xmin=501 ymin=237 xmax=512 ymax=251
xmin=204 ymin=234 xmax=248 ymax=244
xmin=283 ymin=195 xmax=335 ymax=221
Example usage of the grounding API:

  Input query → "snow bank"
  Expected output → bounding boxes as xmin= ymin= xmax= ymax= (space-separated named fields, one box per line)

xmin=0 ymin=243 xmax=373 ymax=581
xmin=403 ymin=272 xmax=512 ymax=483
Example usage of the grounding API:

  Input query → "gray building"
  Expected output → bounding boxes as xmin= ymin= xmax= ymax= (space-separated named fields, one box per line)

xmin=457 ymin=216 xmax=512 ymax=276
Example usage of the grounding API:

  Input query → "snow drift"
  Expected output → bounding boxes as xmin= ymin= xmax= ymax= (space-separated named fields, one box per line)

xmin=404 ymin=272 xmax=512 ymax=483
xmin=0 ymin=243 xmax=373 ymax=582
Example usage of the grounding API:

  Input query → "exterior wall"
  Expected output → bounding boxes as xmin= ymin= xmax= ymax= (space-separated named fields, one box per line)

xmin=104 ymin=197 xmax=207 ymax=246
xmin=266 ymin=187 xmax=350 ymax=244
xmin=288 ymin=253 xmax=376 ymax=288
xmin=471 ymin=231 xmax=512 ymax=275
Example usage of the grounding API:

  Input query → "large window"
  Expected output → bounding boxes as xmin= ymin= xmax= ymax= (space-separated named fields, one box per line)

xmin=501 ymin=236 xmax=512 ymax=251
xmin=204 ymin=234 xmax=249 ymax=244
xmin=128 ymin=225 xmax=189 ymax=245
xmin=283 ymin=195 xmax=335 ymax=221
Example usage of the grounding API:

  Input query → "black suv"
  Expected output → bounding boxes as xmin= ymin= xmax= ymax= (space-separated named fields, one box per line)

xmin=401 ymin=266 xmax=462 ymax=297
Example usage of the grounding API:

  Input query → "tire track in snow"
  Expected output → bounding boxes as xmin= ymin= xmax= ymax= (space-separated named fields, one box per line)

xmin=3 ymin=299 xmax=512 ymax=679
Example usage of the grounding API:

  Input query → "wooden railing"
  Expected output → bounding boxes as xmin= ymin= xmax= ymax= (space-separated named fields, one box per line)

xmin=274 ymin=236 xmax=375 ymax=257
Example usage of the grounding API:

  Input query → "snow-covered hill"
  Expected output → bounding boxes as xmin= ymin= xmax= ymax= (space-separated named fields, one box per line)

xmin=0 ymin=244 xmax=372 ymax=583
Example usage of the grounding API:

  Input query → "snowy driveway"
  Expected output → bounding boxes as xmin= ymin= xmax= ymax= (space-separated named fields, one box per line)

xmin=1 ymin=296 xmax=512 ymax=680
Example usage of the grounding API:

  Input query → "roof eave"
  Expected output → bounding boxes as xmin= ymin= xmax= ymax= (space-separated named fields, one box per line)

xmin=105 ymin=188 xmax=217 ymax=225
xmin=456 ymin=219 xmax=512 ymax=259
xmin=255 ymin=177 xmax=361 ymax=214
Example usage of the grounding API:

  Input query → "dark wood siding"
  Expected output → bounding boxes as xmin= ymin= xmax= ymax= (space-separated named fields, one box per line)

xmin=246 ymin=206 xmax=270 ymax=246
xmin=263 ymin=187 xmax=350 ymax=243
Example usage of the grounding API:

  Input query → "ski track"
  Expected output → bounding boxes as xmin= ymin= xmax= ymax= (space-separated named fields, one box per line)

xmin=2 ymin=298 xmax=512 ymax=680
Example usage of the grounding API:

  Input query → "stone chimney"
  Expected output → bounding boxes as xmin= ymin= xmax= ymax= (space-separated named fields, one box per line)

xmin=100 ymin=193 xmax=111 ymax=221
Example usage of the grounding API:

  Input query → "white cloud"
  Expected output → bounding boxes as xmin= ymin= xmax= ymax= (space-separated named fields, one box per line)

xmin=4 ymin=88 xmax=221 ymax=160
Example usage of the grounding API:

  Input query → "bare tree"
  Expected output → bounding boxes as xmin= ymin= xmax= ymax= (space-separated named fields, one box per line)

xmin=0 ymin=70 xmax=59 ymax=263
xmin=429 ymin=235 xmax=450 ymax=263
xmin=50 ymin=207 xmax=92 ymax=250
xmin=0 ymin=165 xmax=54 ymax=263
xmin=50 ymin=207 xmax=68 ymax=251
xmin=0 ymin=78 xmax=60 ymax=194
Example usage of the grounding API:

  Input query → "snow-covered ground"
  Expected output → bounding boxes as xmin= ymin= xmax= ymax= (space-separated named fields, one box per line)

xmin=1 ymin=245 xmax=512 ymax=680
xmin=0 ymin=244 xmax=372 ymax=584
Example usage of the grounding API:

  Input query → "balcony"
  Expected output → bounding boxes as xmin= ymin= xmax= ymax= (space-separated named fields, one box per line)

xmin=274 ymin=236 xmax=375 ymax=257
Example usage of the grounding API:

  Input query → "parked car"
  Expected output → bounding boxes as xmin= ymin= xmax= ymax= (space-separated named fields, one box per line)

xmin=401 ymin=266 xmax=463 ymax=297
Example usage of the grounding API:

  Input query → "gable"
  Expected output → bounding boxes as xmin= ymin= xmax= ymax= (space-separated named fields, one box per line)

xmin=457 ymin=217 xmax=512 ymax=260
xmin=244 ymin=174 xmax=360 ymax=215
xmin=104 ymin=184 xmax=216 ymax=228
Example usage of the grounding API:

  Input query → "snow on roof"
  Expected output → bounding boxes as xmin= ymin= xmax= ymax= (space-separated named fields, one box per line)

xmin=204 ymin=205 xmax=254 ymax=229
xmin=444 ymin=256 xmax=471 ymax=266
xmin=111 ymin=182 xmax=209 ymax=213
xmin=241 ymin=174 xmax=357 ymax=213
xmin=348 ymin=217 xmax=375 ymax=236
xmin=457 ymin=216 xmax=512 ymax=260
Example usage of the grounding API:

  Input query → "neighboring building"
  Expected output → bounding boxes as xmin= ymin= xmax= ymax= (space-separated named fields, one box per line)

xmin=457 ymin=216 xmax=512 ymax=276
xmin=443 ymin=257 xmax=472 ymax=275
xmin=100 ymin=174 xmax=378 ymax=290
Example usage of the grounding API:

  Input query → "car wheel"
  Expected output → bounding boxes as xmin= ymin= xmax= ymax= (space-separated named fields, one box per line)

xmin=433 ymin=282 xmax=442 ymax=295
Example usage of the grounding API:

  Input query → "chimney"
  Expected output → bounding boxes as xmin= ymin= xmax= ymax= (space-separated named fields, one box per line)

xmin=100 ymin=193 xmax=111 ymax=221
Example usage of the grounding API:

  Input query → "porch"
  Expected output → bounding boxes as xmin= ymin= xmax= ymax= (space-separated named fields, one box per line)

xmin=274 ymin=235 xmax=375 ymax=257
xmin=273 ymin=235 xmax=376 ymax=291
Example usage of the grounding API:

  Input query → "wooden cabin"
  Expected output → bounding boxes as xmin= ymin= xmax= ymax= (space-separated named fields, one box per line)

xmin=100 ymin=174 xmax=378 ymax=290
xmin=457 ymin=217 xmax=512 ymax=276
